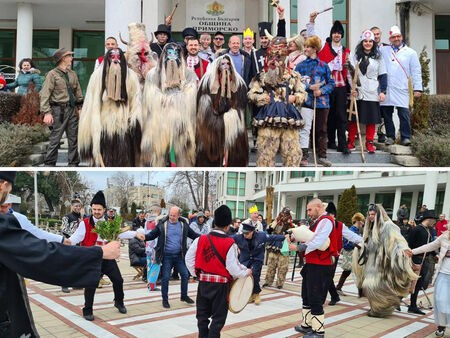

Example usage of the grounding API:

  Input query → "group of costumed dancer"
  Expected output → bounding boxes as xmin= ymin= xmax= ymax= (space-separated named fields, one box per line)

xmin=77 ymin=18 xmax=313 ymax=167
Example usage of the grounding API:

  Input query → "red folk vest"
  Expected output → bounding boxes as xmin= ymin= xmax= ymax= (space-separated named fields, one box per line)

xmin=195 ymin=233 xmax=235 ymax=281
xmin=335 ymin=220 xmax=344 ymax=254
xmin=97 ymin=56 xmax=104 ymax=65
xmin=305 ymin=214 xmax=339 ymax=265
xmin=318 ymin=42 xmax=350 ymax=85
xmin=194 ymin=59 xmax=209 ymax=80
xmin=80 ymin=217 xmax=98 ymax=247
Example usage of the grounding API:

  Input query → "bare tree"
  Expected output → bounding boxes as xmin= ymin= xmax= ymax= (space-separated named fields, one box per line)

xmin=165 ymin=171 xmax=217 ymax=210
xmin=110 ymin=172 xmax=135 ymax=204
xmin=54 ymin=172 xmax=89 ymax=206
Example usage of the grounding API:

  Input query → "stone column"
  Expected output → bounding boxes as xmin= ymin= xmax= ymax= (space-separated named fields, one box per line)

xmin=105 ymin=0 xmax=142 ymax=50
xmin=278 ymin=0 xmax=290 ymax=37
xmin=423 ymin=171 xmax=438 ymax=210
xmin=410 ymin=190 xmax=419 ymax=220
xmin=16 ymin=3 xmax=33 ymax=70
xmin=442 ymin=171 xmax=450 ymax=217
xmin=392 ymin=187 xmax=402 ymax=221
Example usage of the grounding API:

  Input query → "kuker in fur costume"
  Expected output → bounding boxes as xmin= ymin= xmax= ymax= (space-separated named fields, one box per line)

xmin=195 ymin=54 xmax=249 ymax=167
xmin=248 ymin=33 xmax=307 ymax=167
xmin=264 ymin=207 xmax=294 ymax=288
xmin=78 ymin=48 xmax=143 ymax=167
xmin=120 ymin=22 xmax=157 ymax=83
xmin=352 ymin=204 xmax=418 ymax=317
xmin=141 ymin=43 xmax=197 ymax=167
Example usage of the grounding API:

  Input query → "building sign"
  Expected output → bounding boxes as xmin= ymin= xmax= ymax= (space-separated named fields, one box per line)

xmin=186 ymin=0 xmax=245 ymax=33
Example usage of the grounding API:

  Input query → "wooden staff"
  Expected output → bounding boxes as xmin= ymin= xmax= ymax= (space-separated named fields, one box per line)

xmin=312 ymin=96 xmax=318 ymax=167
xmin=168 ymin=3 xmax=179 ymax=20
xmin=317 ymin=6 xmax=334 ymax=14
xmin=349 ymin=63 xmax=366 ymax=163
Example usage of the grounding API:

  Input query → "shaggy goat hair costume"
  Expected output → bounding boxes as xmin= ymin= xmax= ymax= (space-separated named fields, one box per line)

xmin=78 ymin=49 xmax=143 ymax=167
xmin=140 ymin=43 xmax=197 ymax=166
xmin=352 ymin=204 xmax=418 ymax=317
xmin=195 ymin=54 xmax=249 ymax=167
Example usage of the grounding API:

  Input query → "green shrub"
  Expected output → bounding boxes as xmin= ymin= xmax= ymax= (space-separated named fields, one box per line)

xmin=337 ymin=185 xmax=358 ymax=227
xmin=412 ymin=125 xmax=450 ymax=166
xmin=0 ymin=92 xmax=22 ymax=122
xmin=428 ymin=95 xmax=450 ymax=131
xmin=0 ymin=123 xmax=49 ymax=166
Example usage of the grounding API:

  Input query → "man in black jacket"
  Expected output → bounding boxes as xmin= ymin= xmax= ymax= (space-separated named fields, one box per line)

xmin=129 ymin=229 xmax=147 ymax=281
xmin=145 ymin=206 xmax=200 ymax=308
xmin=0 ymin=172 xmax=120 ymax=338
xmin=133 ymin=211 xmax=146 ymax=230
xmin=407 ymin=209 xmax=437 ymax=315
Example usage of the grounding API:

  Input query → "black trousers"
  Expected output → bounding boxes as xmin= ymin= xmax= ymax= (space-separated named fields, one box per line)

xmin=196 ymin=281 xmax=229 ymax=338
xmin=83 ymin=259 xmax=124 ymax=314
xmin=327 ymin=86 xmax=348 ymax=149
xmin=410 ymin=259 xmax=430 ymax=308
xmin=328 ymin=258 xmax=339 ymax=300
xmin=301 ymin=263 xmax=333 ymax=315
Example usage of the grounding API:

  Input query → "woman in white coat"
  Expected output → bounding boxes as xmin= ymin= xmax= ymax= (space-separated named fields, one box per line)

xmin=349 ymin=30 xmax=387 ymax=153
xmin=406 ymin=231 xmax=450 ymax=337
xmin=379 ymin=25 xmax=422 ymax=146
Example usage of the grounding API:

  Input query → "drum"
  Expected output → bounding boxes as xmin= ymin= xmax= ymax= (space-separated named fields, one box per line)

xmin=229 ymin=274 xmax=254 ymax=314
xmin=291 ymin=225 xmax=330 ymax=251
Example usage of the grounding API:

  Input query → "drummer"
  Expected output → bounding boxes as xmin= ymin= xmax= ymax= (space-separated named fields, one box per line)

xmin=288 ymin=198 xmax=339 ymax=338
xmin=185 ymin=205 xmax=251 ymax=338
xmin=233 ymin=221 xmax=288 ymax=305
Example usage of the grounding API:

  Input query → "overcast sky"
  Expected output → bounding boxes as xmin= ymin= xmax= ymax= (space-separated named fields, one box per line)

xmin=79 ymin=170 xmax=174 ymax=191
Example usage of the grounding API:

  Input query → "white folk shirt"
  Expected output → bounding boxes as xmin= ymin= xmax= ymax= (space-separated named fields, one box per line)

xmin=305 ymin=213 xmax=333 ymax=254
xmin=69 ymin=216 xmax=136 ymax=246
xmin=185 ymin=229 xmax=249 ymax=279
xmin=354 ymin=55 xmax=387 ymax=102
xmin=379 ymin=44 xmax=422 ymax=108
xmin=13 ymin=211 xmax=64 ymax=243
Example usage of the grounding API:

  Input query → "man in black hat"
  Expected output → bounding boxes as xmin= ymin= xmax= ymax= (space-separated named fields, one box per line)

xmin=185 ymin=205 xmax=251 ymax=337
xmin=212 ymin=31 xmax=226 ymax=55
xmin=309 ymin=17 xmax=351 ymax=155
xmin=151 ymin=24 xmax=172 ymax=58
xmin=0 ymin=172 xmax=121 ymax=337
xmin=40 ymin=47 xmax=84 ymax=166
xmin=179 ymin=27 xmax=199 ymax=56
xmin=407 ymin=209 xmax=437 ymax=315
xmin=233 ymin=221 xmax=287 ymax=305
xmin=69 ymin=190 xmax=144 ymax=321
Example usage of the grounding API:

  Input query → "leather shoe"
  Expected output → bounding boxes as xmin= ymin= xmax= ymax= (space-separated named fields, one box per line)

xmin=408 ymin=306 xmax=425 ymax=315
xmin=61 ymin=287 xmax=70 ymax=293
xmin=295 ymin=325 xmax=313 ymax=333
xmin=329 ymin=297 xmax=340 ymax=306
xmin=83 ymin=314 xmax=94 ymax=321
xmin=162 ymin=300 xmax=170 ymax=308
xmin=181 ymin=296 xmax=195 ymax=304
xmin=277 ymin=285 xmax=283 ymax=289
xmin=401 ymin=138 xmax=411 ymax=146
xmin=114 ymin=301 xmax=127 ymax=314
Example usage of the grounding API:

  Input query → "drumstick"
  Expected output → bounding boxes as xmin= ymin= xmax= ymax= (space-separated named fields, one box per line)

xmin=318 ymin=6 xmax=334 ymax=14
xmin=169 ymin=3 xmax=179 ymax=19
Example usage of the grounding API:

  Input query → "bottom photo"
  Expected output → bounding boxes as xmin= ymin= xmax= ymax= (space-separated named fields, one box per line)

xmin=1 ymin=170 xmax=449 ymax=338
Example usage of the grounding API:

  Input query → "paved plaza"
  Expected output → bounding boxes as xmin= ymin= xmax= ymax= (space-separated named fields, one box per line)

xmin=27 ymin=246 xmax=442 ymax=338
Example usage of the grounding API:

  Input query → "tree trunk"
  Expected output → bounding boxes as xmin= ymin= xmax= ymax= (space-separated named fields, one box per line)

xmin=205 ymin=171 xmax=209 ymax=209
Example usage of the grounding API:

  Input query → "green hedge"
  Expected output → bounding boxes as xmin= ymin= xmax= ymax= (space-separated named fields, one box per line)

xmin=0 ymin=123 xmax=49 ymax=166
xmin=0 ymin=92 xmax=22 ymax=123
xmin=428 ymin=95 xmax=450 ymax=131
xmin=412 ymin=124 xmax=450 ymax=167
xmin=28 ymin=218 xmax=61 ymax=228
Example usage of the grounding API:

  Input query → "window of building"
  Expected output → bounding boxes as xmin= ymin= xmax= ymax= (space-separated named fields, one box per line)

xmin=375 ymin=193 xmax=395 ymax=218
xmin=296 ymin=197 xmax=302 ymax=219
xmin=0 ymin=29 xmax=16 ymax=83
xmin=226 ymin=172 xmax=246 ymax=196
xmin=332 ymin=0 xmax=348 ymax=47
xmin=226 ymin=200 xmax=245 ymax=218
xmin=72 ymin=30 xmax=105 ymax=94
xmin=435 ymin=16 xmax=450 ymax=50
xmin=290 ymin=0 xmax=298 ymax=35
xmin=32 ymin=30 xmax=59 ymax=84
xmin=319 ymin=195 xmax=334 ymax=204
xmin=435 ymin=191 xmax=445 ymax=215
xmin=416 ymin=192 xmax=424 ymax=213
xmin=290 ymin=171 xmax=315 ymax=178
xmin=400 ymin=192 xmax=413 ymax=213
xmin=323 ymin=171 xmax=352 ymax=176
xmin=357 ymin=194 xmax=370 ymax=214
xmin=255 ymin=202 xmax=265 ymax=218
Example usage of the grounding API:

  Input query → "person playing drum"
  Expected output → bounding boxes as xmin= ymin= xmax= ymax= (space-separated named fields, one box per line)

xmin=185 ymin=205 xmax=251 ymax=338
xmin=233 ymin=221 xmax=288 ymax=305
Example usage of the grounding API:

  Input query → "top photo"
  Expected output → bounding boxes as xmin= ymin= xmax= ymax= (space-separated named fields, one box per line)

xmin=0 ymin=0 xmax=449 ymax=168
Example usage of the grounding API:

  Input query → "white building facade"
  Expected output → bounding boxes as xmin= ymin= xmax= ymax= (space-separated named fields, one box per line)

xmin=215 ymin=170 xmax=450 ymax=221
xmin=1 ymin=0 xmax=449 ymax=93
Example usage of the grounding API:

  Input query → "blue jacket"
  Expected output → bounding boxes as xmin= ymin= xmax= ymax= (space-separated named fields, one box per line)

xmin=6 ymin=69 xmax=41 ymax=95
xmin=233 ymin=232 xmax=285 ymax=265
xmin=343 ymin=225 xmax=359 ymax=250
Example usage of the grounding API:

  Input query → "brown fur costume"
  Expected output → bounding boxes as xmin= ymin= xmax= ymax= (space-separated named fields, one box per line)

xmin=352 ymin=205 xmax=418 ymax=317
xmin=78 ymin=49 xmax=142 ymax=167
xmin=141 ymin=43 xmax=197 ymax=166
xmin=195 ymin=55 xmax=248 ymax=167
xmin=248 ymin=37 xmax=307 ymax=167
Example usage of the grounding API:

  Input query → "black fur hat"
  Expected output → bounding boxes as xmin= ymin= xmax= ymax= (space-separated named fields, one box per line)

xmin=325 ymin=201 xmax=337 ymax=216
xmin=330 ymin=20 xmax=344 ymax=38
xmin=214 ymin=205 xmax=232 ymax=227
xmin=91 ymin=191 xmax=106 ymax=208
